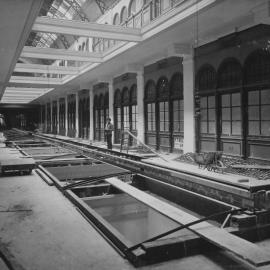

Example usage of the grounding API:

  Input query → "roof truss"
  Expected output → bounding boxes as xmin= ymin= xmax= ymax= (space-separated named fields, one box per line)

xmin=14 ymin=63 xmax=80 ymax=75
xmin=21 ymin=46 xmax=103 ymax=62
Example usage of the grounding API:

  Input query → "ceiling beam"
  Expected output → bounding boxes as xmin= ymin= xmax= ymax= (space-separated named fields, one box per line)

xmin=21 ymin=46 xmax=103 ymax=62
xmin=14 ymin=63 xmax=80 ymax=75
xmin=4 ymin=87 xmax=52 ymax=92
xmin=33 ymin=16 xmax=142 ymax=42
xmin=1 ymin=98 xmax=37 ymax=101
xmin=9 ymin=76 xmax=63 ymax=85
xmin=0 ymin=0 xmax=44 ymax=99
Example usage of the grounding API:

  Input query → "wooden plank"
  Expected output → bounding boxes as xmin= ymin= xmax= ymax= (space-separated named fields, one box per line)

xmin=46 ymin=164 xmax=128 ymax=180
xmin=231 ymin=164 xmax=270 ymax=170
xmin=105 ymin=177 xmax=270 ymax=267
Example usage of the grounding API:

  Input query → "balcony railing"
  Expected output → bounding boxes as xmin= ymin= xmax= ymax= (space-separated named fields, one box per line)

xmin=92 ymin=0 xmax=190 ymax=53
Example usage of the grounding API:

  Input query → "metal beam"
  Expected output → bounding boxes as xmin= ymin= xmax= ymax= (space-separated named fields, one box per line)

xmin=21 ymin=46 xmax=103 ymax=62
xmin=9 ymin=76 xmax=63 ymax=85
xmin=33 ymin=16 xmax=142 ymax=42
xmin=14 ymin=63 xmax=80 ymax=75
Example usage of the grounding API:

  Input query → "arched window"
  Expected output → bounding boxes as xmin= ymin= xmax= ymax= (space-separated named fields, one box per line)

xmin=157 ymin=77 xmax=169 ymax=132
xmin=217 ymin=58 xmax=242 ymax=88
xmin=130 ymin=84 xmax=137 ymax=131
xmin=196 ymin=65 xmax=217 ymax=135
xmin=170 ymin=73 xmax=184 ymax=133
xmin=114 ymin=89 xmax=121 ymax=143
xmin=244 ymin=49 xmax=270 ymax=137
xmin=145 ymin=80 xmax=156 ymax=132
xmin=94 ymin=95 xmax=99 ymax=140
xmin=104 ymin=92 xmax=109 ymax=125
xmin=120 ymin=7 xmax=128 ymax=23
xmin=217 ymin=59 xmax=242 ymax=136
xmin=122 ymin=87 xmax=130 ymax=129
xmin=113 ymin=13 xmax=120 ymax=25
xmin=128 ymin=0 xmax=136 ymax=16
xmin=244 ymin=49 xmax=270 ymax=85
xmin=86 ymin=97 xmax=89 ymax=138
xmin=197 ymin=64 xmax=216 ymax=92
xmin=47 ymin=103 xmax=51 ymax=133
xmin=99 ymin=94 xmax=105 ymax=140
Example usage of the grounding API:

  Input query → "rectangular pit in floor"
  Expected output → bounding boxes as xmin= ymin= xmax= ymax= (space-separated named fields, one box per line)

xmin=66 ymin=177 xmax=211 ymax=266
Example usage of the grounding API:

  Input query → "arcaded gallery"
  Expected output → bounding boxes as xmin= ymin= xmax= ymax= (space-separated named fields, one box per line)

xmin=1 ymin=0 xmax=270 ymax=269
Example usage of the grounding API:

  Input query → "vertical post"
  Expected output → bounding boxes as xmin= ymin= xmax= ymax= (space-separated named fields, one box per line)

xmin=50 ymin=99 xmax=53 ymax=134
xmin=183 ymin=54 xmax=195 ymax=153
xmin=39 ymin=104 xmax=42 ymax=131
xmin=89 ymin=88 xmax=94 ymax=141
xmin=108 ymin=80 xmax=114 ymax=143
xmin=57 ymin=98 xmax=60 ymax=135
xmin=75 ymin=92 xmax=79 ymax=138
xmin=44 ymin=103 xmax=47 ymax=133
xmin=136 ymin=70 xmax=145 ymax=144
xmin=65 ymin=95 xmax=68 ymax=137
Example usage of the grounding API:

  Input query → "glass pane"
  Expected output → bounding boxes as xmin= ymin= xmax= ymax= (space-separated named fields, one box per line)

xmin=232 ymin=107 xmax=241 ymax=120
xmin=261 ymin=121 xmax=270 ymax=135
xmin=248 ymin=106 xmax=260 ymax=120
xmin=180 ymin=121 xmax=184 ymax=131
xmin=160 ymin=102 xmax=164 ymax=111
xmin=222 ymin=121 xmax=231 ymax=135
xmin=222 ymin=108 xmax=231 ymax=120
xmin=179 ymin=100 xmax=184 ymax=110
xmin=200 ymin=122 xmax=207 ymax=133
xmin=208 ymin=96 xmax=215 ymax=108
xmin=208 ymin=109 xmax=216 ymax=121
xmin=165 ymin=121 xmax=169 ymax=131
xmin=200 ymin=97 xmax=207 ymax=108
xmin=249 ymin=121 xmax=260 ymax=135
xmin=160 ymin=111 xmax=164 ymax=121
xmin=160 ymin=122 xmax=164 ymax=131
xmin=173 ymin=120 xmax=180 ymax=131
xmin=164 ymin=111 xmax=169 ymax=121
xmin=232 ymin=121 xmax=241 ymax=135
xmin=261 ymin=105 xmax=270 ymax=120
xmin=173 ymin=100 xmax=179 ymax=109
xmin=232 ymin=93 xmax=241 ymax=106
xmin=174 ymin=110 xmax=179 ymax=121
xmin=209 ymin=121 xmax=216 ymax=134
xmin=222 ymin=94 xmax=230 ymax=107
xmin=200 ymin=109 xmax=207 ymax=121
xmin=248 ymin=91 xmax=259 ymax=105
xmin=261 ymin=90 xmax=270 ymax=104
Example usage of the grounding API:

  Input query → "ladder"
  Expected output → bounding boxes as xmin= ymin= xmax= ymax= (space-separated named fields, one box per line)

xmin=120 ymin=129 xmax=130 ymax=153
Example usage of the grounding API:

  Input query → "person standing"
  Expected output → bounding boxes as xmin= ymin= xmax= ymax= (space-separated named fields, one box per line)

xmin=105 ymin=118 xmax=114 ymax=149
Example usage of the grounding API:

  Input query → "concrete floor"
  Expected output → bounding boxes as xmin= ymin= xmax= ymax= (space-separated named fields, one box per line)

xmin=0 ymin=143 xmax=256 ymax=270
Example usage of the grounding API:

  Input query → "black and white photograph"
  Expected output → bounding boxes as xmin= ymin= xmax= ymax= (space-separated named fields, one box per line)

xmin=0 ymin=0 xmax=270 ymax=269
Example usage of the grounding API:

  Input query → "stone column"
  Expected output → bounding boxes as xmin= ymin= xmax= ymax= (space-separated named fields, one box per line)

xmin=183 ymin=55 xmax=195 ymax=153
xmin=75 ymin=92 xmax=79 ymax=138
xmin=65 ymin=96 xmax=68 ymax=137
xmin=136 ymin=71 xmax=145 ymax=144
xmin=89 ymin=88 xmax=94 ymax=141
xmin=57 ymin=98 xmax=60 ymax=135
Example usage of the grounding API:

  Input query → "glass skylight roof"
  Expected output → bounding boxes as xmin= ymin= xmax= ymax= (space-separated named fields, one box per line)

xmin=29 ymin=0 xmax=88 ymax=49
